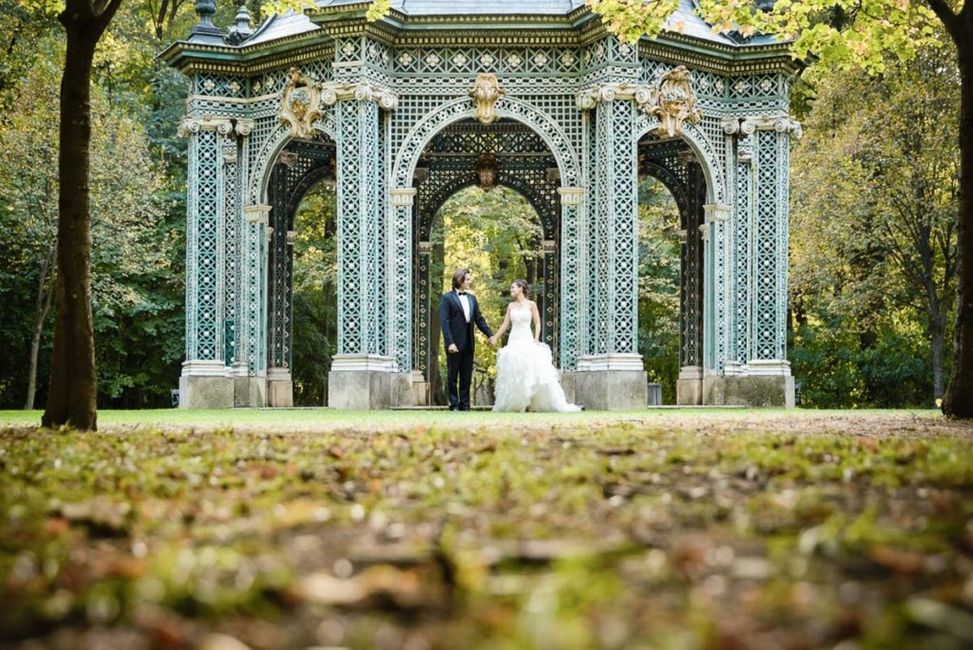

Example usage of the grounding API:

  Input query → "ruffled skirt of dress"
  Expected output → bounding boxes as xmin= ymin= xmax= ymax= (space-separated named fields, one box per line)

xmin=492 ymin=336 xmax=581 ymax=412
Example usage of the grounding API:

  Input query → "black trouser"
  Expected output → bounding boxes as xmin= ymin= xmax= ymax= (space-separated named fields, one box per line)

xmin=446 ymin=345 xmax=475 ymax=410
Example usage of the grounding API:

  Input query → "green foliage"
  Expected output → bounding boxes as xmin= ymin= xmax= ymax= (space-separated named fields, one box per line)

xmin=638 ymin=178 xmax=681 ymax=404
xmin=291 ymin=182 xmax=338 ymax=406
xmin=588 ymin=0 xmax=940 ymax=75
xmin=0 ymin=2 xmax=188 ymax=409
xmin=789 ymin=38 xmax=958 ymax=407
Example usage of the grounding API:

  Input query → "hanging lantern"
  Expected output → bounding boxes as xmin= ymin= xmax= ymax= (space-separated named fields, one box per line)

xmin=476 ymin=152 xmax=499 ymax=191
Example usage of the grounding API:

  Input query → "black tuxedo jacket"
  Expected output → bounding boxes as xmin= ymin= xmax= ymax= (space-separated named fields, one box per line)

xmin=439 ymin=290 xmax=492 ymax=353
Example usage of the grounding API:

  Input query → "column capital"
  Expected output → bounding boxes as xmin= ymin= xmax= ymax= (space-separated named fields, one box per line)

xmin=575 ymin=82 xmax=653 ymax=110
xmin=736 ymin=114 xmax=802 ymax=139
xmin=178 ymin=115 xmax=235 ymax=137
xmin=390 ymin=187 xmax=418 ymax=206
xmin=699 ymin=223 xmax=710 ymax=242
xmin=321 ymin=80 xmax=398 ymax=110
xmin=243 ymin=204 xmax=271 ymax=225
xmin=703 ymin=203 xmax=732 ymax=222
xmin=234 ymin=118 xmax=254 ymax=136
xmin=222 ymin=139 xmax=237 ymax=164
xmin=557 ymin=186 xmax=586 ymax=205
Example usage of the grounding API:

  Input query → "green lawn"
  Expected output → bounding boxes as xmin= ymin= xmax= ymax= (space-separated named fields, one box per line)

xmin=0 ymin=406 xmax=943 ymax=430
xmin=1 ymin=410 xmax=971 ymax=649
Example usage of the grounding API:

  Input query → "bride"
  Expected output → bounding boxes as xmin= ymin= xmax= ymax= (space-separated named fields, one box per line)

xmin=492 ymin=280 xmax=581 ymax=412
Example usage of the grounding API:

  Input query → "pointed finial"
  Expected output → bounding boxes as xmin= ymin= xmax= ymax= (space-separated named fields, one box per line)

xmin=192 ymin=0 xmax=222 ymax=36
xmin=225 ymin=4 xmax=253 ymax=45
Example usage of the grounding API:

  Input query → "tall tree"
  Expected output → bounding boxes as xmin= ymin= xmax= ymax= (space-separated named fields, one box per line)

xmin=43 ymin=0 xmax=124 ymax=430
xmin=790 ymin=43 xmax=958 ymax=404
xmin=579 ymin=0 xmax=972 ymax=417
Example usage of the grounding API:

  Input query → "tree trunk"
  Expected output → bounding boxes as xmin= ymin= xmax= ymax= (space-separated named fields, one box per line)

xmin=25 ymin=251 xmax=55 ymax=410
xmin=932 ymin=318 xmax=946 ymax=404
xmin=944 ymin=33 xmax=973 ymax=418
xmin=42 ymin=2 xmax=120 ymax=430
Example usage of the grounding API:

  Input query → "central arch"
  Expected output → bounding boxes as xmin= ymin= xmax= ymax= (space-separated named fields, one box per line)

xmin=392 ymin=96 xmax=580 ymax=190
xmin=405 ymin=111 xmax=568 ymax=405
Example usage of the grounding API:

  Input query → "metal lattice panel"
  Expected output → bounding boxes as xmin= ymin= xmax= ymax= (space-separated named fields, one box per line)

xmin=734 ymin=138 xmax=752 ymax=364
xmin=185 ymin=128 xmax=223 ymax=361
xmin=752 ymin=129 xmax=786 ymax=361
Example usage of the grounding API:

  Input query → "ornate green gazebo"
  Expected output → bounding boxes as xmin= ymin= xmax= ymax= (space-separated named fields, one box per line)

xmin=161 ymin=0 xmax=800 ymax=409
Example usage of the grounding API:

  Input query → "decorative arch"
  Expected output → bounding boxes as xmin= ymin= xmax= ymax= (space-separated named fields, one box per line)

xmin=393 ymin=96 xmax=580 ymax=189
xmin=248 ymin=113 xmax=337 ymax=205
xmin=634 ymin=116 xmax=725 ymax=205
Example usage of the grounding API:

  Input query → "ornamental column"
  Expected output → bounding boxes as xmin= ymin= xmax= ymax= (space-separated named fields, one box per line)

xmin=701 ymin=202 xmax=732 ymax=401
xmin=239 ymin=203 xmax=271 ymax=406
xmin=178 ymin=115 xmax=239 ymax=408
xmin=574 ymin=84 xmax=649 ymax=409
xmin=739 ymin=114 xmax=801 ymax=406
xmin=319 ymin=80 xmax=400 ymax=409
xmin=387 ymin=186 xmax=418 ymax=406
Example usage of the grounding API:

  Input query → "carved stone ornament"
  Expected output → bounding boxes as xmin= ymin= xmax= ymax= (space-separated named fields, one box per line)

xmin=279 ymin=67 xmax=323 ymax=139
xmin=469 ymin=73 xmax=505 ymax=125
xmin=575 ymin=83 xmax=652 ymax=109
xmin=320 ymin=82 xmax=399 ymax=110
xmin=649 ymin=65 xmax=701 ymax=138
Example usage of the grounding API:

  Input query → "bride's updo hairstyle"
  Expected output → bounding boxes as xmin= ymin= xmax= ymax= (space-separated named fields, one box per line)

xmin=513 ymin=279 xmax=531 ymax=298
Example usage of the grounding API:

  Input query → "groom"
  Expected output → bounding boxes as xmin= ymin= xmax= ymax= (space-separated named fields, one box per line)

xmin=439 ymin=268 xmax=495 ymax=411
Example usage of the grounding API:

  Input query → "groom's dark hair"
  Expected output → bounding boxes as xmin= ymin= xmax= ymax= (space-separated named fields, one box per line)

xmin=451 ymin=268 xmax=470 ymax=290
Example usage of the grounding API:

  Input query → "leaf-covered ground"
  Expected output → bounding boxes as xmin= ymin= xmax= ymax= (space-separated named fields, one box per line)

xmin=1 ymin=409 xmax=972 ymax=649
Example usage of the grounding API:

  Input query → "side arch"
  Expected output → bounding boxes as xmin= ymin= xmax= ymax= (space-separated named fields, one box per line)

xmin=248 ymin=114 xmax=337 ymax=205
xmin=634 ymin=116 xmax=726 ymax=205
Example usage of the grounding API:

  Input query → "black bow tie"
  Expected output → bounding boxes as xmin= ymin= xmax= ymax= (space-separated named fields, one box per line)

xmin=457 ymin=291 xmax=468 ymax=295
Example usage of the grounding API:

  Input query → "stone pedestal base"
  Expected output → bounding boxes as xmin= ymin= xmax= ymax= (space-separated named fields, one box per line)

xmin=574 ymin=354 xmax=647 ymax=410
xmin=179 ymin=361 xmax=233 ymax=409
xmin=407 ymin=371 xmax=429 ymax=406
xmin=328 ymin=354 xmax=395 ymax=410
xmin=559 ymin=371 xmax=579 ymax=405
xmin=233 ymin=376 xmax=266 ymax=407
xmin=677 ymin=366 xmax=703 ymax=405
xmin=701 ymin=361 xmax=795 ymax=407
xmin=723 ymin=374 xmax=794 ymax=407
xmin=267 ymin=368 xmax=293 ymax=408
xmin=391 ymin=372 xmax=417 ymax=407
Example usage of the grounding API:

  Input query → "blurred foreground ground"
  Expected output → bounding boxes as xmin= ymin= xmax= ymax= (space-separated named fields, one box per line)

xmin=1 ymin=409 xmax=971 ymax=649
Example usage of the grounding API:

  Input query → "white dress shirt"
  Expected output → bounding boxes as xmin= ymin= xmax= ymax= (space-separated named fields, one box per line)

xmin=456 ymin=290 xmax=471 ymax=323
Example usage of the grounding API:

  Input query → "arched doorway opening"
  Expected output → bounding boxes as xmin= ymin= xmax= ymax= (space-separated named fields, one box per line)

xmin=290 ymin=179 xmax=337 ymax=405
xmin=637 ymin=132 xmax=708 ymax=405
xmin=264 ymin=133 xmax=337 ymax=406
xmin=637 ymin=177 xmax=682 ymax=404
xmin=410 ymin=118 xmax=562 ymax=405
xmin=426 ymin=185 xmax=545 ymax=406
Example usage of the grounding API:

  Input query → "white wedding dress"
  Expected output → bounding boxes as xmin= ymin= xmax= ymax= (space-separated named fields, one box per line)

xmin=492 ymin=303 xmax=581 ymax=412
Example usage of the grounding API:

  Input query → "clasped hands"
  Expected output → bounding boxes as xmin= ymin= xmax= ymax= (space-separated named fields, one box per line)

xmin=446 ymin=336 xmax=507 ymax=353
xmin=448 ymin=337 xmax=498 ymax=354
